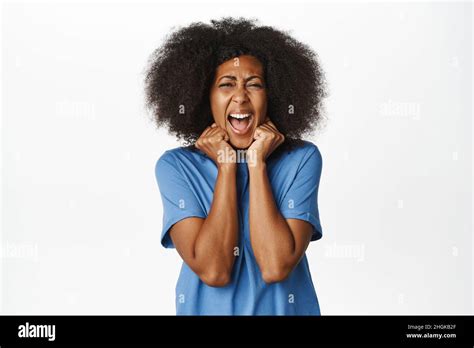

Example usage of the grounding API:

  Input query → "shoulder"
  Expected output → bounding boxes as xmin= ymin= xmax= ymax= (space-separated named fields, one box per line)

xmin=155 ymin=145 xmax=208 ymax=175
xmin=292 ymin=140 xmax=321 ymax=158
xmin=276 ymin=140 xmax=322 ymax=168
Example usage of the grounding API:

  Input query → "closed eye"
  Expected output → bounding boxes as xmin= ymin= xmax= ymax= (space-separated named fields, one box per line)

xmin=218 ymin=82 xmax=264 ymax=89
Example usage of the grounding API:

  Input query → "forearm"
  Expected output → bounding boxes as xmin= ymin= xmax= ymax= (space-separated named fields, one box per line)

xmin=194 ymin=164 xmax=238 ymax=280
xmin=248 ymin=163 xmax=297 ymax=280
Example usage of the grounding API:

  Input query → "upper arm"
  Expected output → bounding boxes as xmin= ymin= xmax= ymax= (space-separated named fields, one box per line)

xmin=169 ymin=217 xmax=204 ymax=270
xmin=286 ymin=218 xmax=313 ymax=261
xmin=260 ymin=218 xmax=312 ymax=284
xmin=155 ymin=152 xmax=206 ymax=249
xmin=279 ymin=144 xmax=323 ymax=242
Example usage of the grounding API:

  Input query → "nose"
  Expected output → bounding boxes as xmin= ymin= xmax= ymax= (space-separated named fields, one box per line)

xmin=232 ymin=84 xmax=249 ymax=104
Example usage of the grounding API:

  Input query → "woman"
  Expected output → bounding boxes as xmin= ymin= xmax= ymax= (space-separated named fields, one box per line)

xmin=146 ymin=17 xmax=327 ymax=315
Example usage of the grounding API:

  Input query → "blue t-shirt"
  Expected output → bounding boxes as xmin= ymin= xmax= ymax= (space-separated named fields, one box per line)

xmin=155 ymin=140 xmax=323 ymax=315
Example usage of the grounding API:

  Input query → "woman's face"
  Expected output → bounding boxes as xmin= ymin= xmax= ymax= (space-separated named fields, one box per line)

xmin=210 ymin=55 xmax=267 ymax=149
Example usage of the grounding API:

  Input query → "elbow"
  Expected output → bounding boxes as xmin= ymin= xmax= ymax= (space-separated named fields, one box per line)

xmin=261 ymin=266 xmax=291 ymax=284
xmin=200 ymin=270 xmax=231 ymax=288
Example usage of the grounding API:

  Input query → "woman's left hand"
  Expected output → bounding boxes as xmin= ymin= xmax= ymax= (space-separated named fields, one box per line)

xmin=247 ymin=117 xmax=285 ymax=166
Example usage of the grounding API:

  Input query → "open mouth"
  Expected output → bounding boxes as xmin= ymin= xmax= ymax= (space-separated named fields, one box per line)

xmin=227 ymin=113 xmax=254 ymax=135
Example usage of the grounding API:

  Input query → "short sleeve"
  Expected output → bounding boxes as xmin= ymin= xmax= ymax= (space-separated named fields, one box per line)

xmin=155 ymin=151 xmax=207 ymax=248
xmin=279 ymin=145 xmax=323 ymax=241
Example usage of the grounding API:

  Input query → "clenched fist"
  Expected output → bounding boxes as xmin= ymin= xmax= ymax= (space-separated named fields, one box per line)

xmin=195 ymin=123 xmax=236 ymax=169
xmin=247 ymin=118 xmax=285 ymax=166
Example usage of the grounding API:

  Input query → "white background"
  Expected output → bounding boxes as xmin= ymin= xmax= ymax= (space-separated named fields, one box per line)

xmin=1 ymin=1 xmax=472 ymax=314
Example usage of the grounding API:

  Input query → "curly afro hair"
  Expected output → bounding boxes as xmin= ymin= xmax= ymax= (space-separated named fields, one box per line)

xmin=145 ymin=17 xmax=327 ymax=150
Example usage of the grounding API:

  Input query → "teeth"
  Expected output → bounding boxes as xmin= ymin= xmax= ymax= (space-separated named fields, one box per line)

xmin=229 ymin=113 xmax=251 ymax=119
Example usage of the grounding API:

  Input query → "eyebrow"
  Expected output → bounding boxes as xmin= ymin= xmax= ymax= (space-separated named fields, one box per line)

xmin=217 ymin=75 xmax=263 ymax=82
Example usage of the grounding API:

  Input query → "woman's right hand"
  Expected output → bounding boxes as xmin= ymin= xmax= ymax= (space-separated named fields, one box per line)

xmin=195 ymin=123 xmax=236 ymax=168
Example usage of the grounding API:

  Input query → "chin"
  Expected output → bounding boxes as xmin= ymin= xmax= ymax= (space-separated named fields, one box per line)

xmin=230 ymin=137 xmax=253 ymax=150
